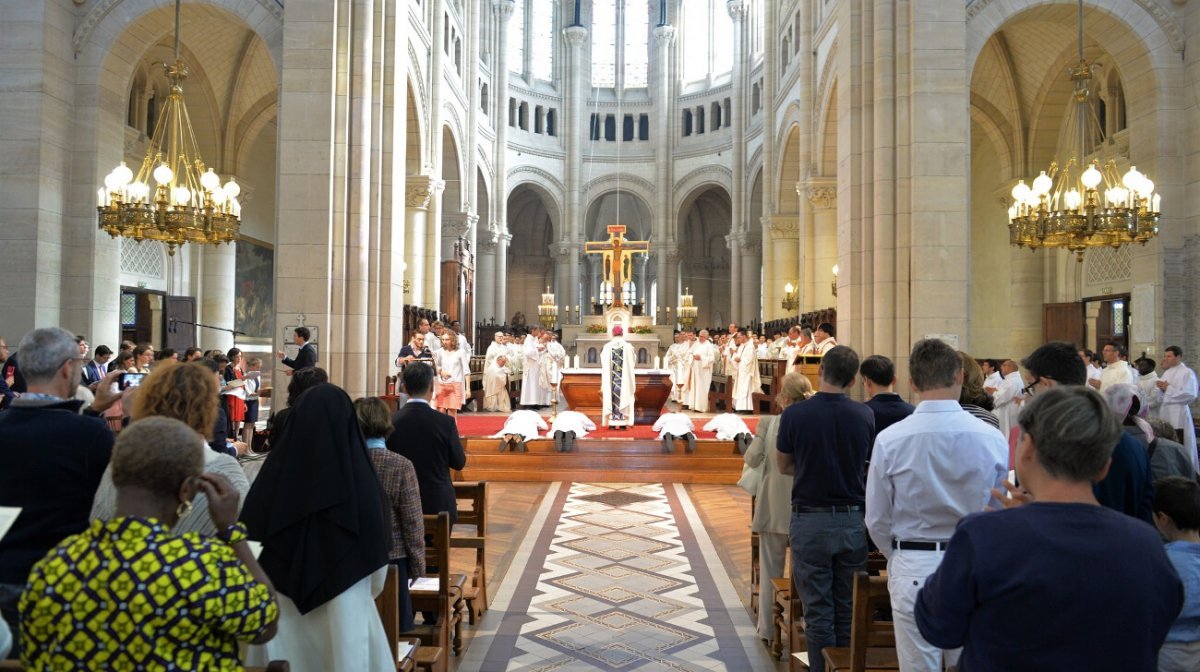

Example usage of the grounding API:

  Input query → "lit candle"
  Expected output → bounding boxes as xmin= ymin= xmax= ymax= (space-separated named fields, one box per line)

xmin=97 ymin=188 xmax=105 ymax=207
xmin=654 ymin=355 xmax=661 ymax=369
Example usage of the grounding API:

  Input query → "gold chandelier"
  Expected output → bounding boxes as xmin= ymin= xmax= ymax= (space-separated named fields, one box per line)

xmin=97 ymin=0 xmax=240 ymax=255
xmin=1007 ymin=0 xmax=1159 ymax=262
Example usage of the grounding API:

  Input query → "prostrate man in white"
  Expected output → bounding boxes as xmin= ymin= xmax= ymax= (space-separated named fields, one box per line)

xmin=1158 ymin=345 xmax=1199 ymax=470
xmin=866 ymin=338 xmax=1008 ymax=672
xmin=1094 ymin=342 xmax=1136 ymax=392
xmin=992 ymin=359 xmax=1025 ymax=439
xmin=491 ymin=409 xmax=547 ymax=453
xmin=520 ymin=326 xmax=550 ymax=408
xmin=539 ymin=331 xmax=567 ymax=407
xmin=547 ymin=410 xmax=596 ymax=453
xmin=653 ymin=411 xmax=696 ymax=454
xmin=600 ymin=326 xmax=637 ymax=429
xmin=683 ymin=330 xmax=718 ymax=413
xmin=483 ymin=332 xmax=511 ymax=412
xmin=732 ymin=331 xmax=762 ymax=413
xmin=665 ymin=333 xmax=688 ymax=404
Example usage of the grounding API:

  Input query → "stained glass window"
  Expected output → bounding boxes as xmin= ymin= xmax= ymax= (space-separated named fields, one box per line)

xmin=530 ymin=0 xmax=555 ymax=81
xmin=623 ymin=1 xmax=648 ymax=88
xmin=591 ymin=0 xmax=616 ymax=87
xmin=508 ymin=0 xmax=525 ymax=74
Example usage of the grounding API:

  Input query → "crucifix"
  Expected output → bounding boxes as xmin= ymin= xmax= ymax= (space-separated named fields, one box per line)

xmin=584 ymin=224 xmax=650 ymax=309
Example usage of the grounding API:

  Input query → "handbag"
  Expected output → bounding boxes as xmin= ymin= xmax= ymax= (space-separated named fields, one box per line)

xmin=737 ymin=460 xmax=764 ymax=495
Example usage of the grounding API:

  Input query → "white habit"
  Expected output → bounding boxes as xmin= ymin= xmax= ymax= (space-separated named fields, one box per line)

xmin=1098 ymin=360 xmax=1137 ymax=392
xmin=1138 ymin=371 xmax=1164 ymax=417
xmin=600 ymin=335 xmax=637 ymax=427
xmin=653 ymin=412 xmax=695 ymax=438
xmin=491 ymin=409 xmax=548 ymax=441
xmin=704 ymin=413 xmax=754 ymax=440
xmin=482 ymin=343 xmax=510 ymax=412
xmin=547 ymin=410 xmax=596 ymax=438
xmin=683 ymin=340 xmax=718 ymax=412
xmin=1160 ymin=362 xmax=1199 ymax=470
xmin=666 ymin=341 xmax=690 ymax=402
xmin=520 ymin=334 xmax=550 ymax=406
xmin=732 ymin=340 xmax=762 ymax=412
xmin=992 ymin=370 xmax=1025 ymax=439
xmin=539 ymin=339 xmax=567 ymax=403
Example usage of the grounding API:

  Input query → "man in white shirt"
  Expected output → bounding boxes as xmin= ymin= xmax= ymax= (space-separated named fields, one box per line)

xmin=653 ymin=411 xmax=696 ymax=453
xmin=1158 ymin=345 xmax=1199 ymax=470
xmin=732 ymin=332 xmax=761 ymax=413
xmin=683 ymin=330 xmax=718 ymax=412
xmin=1134 ymin=357 xmax=1164 ymax=417
xmin=992 ymin=359 xmax=1025 ymax=439
xmin=519 ymin=327 xmax=550 ymax=407
xmin=866 ymin=338 xmax=1008 ymax=672
xmin=547 ymin=410 xmax=596 ymax=452
xmin=981 ymin=359 xmax=1003 ymax=392
xmin=424 ymin=319 xmax=443 ymax=354
xmin=1094 ymin=342 xmax=1136 ymax=392
xmin=450 ymin=320 xmax=472 ymax=355
xmin=491 ymin=409 xmax=547 ymax=452
xmin=1080 ymin=348 xmax=1101 ymax=385
xmin=813 ymin=322 xmax=839 ymax=356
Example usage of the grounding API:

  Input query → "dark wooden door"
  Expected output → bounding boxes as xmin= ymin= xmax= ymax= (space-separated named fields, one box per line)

xmin=166 ymin=296 xmax=196 ymax=352
xmin=1043 ymin=302 xmax=1084 ymax=346
xmin=1093 ymin=296 xmax=1131 ymax=354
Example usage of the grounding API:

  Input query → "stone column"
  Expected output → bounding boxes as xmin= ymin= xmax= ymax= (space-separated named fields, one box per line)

xmin=727 ymin=232 xmax=742 ymax=321
xmin=476 ymin=238 xmax=497 ymax=321
xmin=726 ymin=0 xmax=749 ymax=322
xmin=652 ymin=23 xmax=676 ymax=314
xmin=766 ymin=215 xmax=800 ymax=317
xmin=741 ymin=234 xmax=761 ymax=323
xmin=405 ymin=177 xmax=441 ymax=307
xmin=490 ymin=0 xmax=515 ymax=321
xmin=758 ymin=0 xmax=778 ymax=316
xmin=200 ymin=243 xmax=236 ymax=352
xmin=464 ymin=0 xmax=483 ymax=336
xmin=807 ymin=180 xmax=837 ymax=309
xmin=562 ymin=25 xmax=588 ymax=308
xmin=379 ymin=0 xmax=410 ymax=365
xmin=554 ymin=241 xmax=580 ymax=314
xmin=425 ymin=0 xmax=447 ymax=313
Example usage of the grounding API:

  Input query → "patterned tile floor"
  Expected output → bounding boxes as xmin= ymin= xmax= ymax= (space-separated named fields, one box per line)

xmin=458 ymin=483 xmax=777 ymax=671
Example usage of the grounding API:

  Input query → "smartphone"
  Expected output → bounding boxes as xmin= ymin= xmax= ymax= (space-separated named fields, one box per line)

xmin=119 ymin=372 xmax=146 ymax=390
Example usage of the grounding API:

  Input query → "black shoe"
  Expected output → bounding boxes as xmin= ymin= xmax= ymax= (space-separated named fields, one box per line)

xmin=518 ymin=440 xmax=528 ymax=453
xmin=498 ymin=439 xmax=507 ymax=453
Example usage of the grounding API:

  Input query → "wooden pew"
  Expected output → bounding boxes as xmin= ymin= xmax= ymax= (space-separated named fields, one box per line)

xmin=452 ymin=481 xmax=489 ymax=623
xmin=374 ymin=563 xmax=423 ymax=671
xmin=821 ymin=572 xmax=898 ymax=672
xmin=407 ymin=512 xmax=464 ymax=671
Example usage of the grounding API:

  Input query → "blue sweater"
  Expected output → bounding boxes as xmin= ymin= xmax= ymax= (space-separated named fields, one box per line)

xmin=916 ymin=503 xmax=1182 ymax=672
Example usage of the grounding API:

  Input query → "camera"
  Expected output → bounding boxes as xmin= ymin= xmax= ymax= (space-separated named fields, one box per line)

xmin=119 ymin=372 xmax=146 ymax=390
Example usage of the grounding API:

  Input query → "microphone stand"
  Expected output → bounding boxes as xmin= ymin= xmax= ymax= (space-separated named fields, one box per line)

xmin=169 ymin=318 xmax=246 ymax=337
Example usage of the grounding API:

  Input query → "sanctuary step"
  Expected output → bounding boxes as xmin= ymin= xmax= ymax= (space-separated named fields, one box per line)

xmin=459 ymin=437 xmax=745 ymax=484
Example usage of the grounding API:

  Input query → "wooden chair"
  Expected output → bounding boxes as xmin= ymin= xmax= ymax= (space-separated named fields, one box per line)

xmin=406 ymin=512 xmax=462 ymax=672
xmin=821 ymin=572 xmax=899 ymax=672
xmin=374 ymin=570 xmax=421 ymax=672
xmin=452 ymin=481 xmax=489 ymax=624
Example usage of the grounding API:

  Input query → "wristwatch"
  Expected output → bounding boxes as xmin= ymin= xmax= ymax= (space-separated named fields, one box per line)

xmin=215 ymin=521 xmax=248 ymax=545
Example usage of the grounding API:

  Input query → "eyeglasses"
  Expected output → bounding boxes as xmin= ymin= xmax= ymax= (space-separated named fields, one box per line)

xmin=1022 ymin=375 xmax=1053 ymax=396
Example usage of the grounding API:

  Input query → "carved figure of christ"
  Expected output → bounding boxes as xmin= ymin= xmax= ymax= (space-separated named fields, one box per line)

xmin=584 ymin=225 xmax=650 ymax=308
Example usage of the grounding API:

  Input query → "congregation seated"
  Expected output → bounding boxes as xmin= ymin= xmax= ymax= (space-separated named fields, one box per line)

xmin=354 ymin=396 xmax=426 ymax=632
xmin=19 ymin=417 xmax=279 ymax=669
xmin=0 ymin=327 xmax=119 ymax=654
xmin=242 ymin=383 xmax=394 ymax=671
xmin=90 ymin=361 xmax=250 ymax=537
xmin=915 ymin=385 xmax=1182 ymax=670
xmin=1152 ymin=476 xmax=1200 ymax=672
xmin=264 ymin=366 xmax=328 ymax=449
xmin=1147 ymin=416 xmax=1200 ymax=482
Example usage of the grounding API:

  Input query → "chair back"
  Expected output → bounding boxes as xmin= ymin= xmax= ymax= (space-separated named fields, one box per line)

xmin=849 ymin=571 xmax=894 ymax=670
xmin=375 ymin=564 xmax=401 ymax=662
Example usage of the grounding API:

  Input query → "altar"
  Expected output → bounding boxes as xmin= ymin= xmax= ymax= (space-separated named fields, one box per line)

xmin=559 ymin=368 xmax=674 ymax=425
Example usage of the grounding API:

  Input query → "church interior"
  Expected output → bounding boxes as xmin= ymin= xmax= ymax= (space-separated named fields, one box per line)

xmin=5 ymin=0 xmax=1200 ymax=670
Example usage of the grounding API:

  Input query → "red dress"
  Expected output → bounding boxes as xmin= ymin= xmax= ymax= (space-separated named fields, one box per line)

xmin=225 ymin=367 xmax=247 ymax=422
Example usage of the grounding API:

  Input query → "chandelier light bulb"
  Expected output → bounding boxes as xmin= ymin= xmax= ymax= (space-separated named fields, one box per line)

xmin=784 ymin=282 xmax=794 ymax=294
xmin=1011 ymin=180 xmax=1031 ymax=202
xmin=832 ymin=264 xmax=839 ymax=276
xmin=1138 ymin=178 xmax=1154 ymax=198
xmin=1032 ymin=171 xmax=1053 ymax=196
xmin=113 ymin=161 xmax=133 ymax=186
xmin=153 ymin=163 xmax=174 ymax=186
xmin=211 ymin=186 xmax=226 ymax=205
xmin=223 ymin=179 xmax=240 ymax=199
xmin=1122 ymin=166 xmax=1144 ymax=191
xmin=200 ymin=169 xmax=220 ymax=191
xmin=1080 ymin=164 xmax=1102 ymax=189
xmin=104 ymin=171 xmax=121 ymax=191
xmin=1064 ymin=189 xmax=1082 ymax=210
xmin=171 ymin=186 xmax=191 ymax=205
xmin=131 ymin=182 xmax=149 ymax=202
xmin=1111 ymin=186 xmax=1129 ymax=206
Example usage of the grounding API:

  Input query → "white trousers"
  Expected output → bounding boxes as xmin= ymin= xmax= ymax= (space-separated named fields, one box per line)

xmin=887 ymin=550 xmax=961 ymax=672
xmin=757 ymin=531 xmax=789 ymax=641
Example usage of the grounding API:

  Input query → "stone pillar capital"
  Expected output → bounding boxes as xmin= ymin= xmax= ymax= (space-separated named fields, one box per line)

xmin=652 ymin=25 xmax=676 ymax=46
xmin=406 ymin=177 xmax=445 ymax=209
xmin=563 ymin=25 xmax=588 ymax=46
xmin=493 ymin=0 xmax=514 ymax=21
xmin=443 ymin=212 xmax=475 ymax=239
xmin=727 ymin=0 xmax=748 ymax=21
xmin=764 ymin=215 xmax=799 ymax=240
xmin=805 ymin=178 xmax=837 ymax=210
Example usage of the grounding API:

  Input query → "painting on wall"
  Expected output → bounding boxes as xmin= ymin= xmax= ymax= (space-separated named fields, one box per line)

xmin=235 ymin=237 xmax=274 ymax=341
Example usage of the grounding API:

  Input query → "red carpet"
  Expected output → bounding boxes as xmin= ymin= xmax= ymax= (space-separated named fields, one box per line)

xmin=454 ymin=414 xmax=758 ymax=439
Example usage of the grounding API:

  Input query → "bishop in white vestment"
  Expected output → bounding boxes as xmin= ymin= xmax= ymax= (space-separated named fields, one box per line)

xmin=600 ymin=326 xmax=637 ymax=428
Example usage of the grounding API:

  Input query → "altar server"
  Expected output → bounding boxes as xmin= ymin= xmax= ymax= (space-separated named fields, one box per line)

xmin=600 ymin=326 xmax=637 ymax=429
xmin=732 ymin=331 xmax=762 ymax=413
xmin=1158 ymin=346 xmax=1199 ymax=470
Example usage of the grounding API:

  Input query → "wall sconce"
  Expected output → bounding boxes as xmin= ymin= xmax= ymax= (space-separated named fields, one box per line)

xmin=781 ymin=281 xmax=799 ymax=312
xmin=832 ymin=265 xmax=839 ymax=297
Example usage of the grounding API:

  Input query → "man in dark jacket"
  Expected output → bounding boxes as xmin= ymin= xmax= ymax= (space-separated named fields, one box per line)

xmin=388 ymin=362 xmax=466 ymax=524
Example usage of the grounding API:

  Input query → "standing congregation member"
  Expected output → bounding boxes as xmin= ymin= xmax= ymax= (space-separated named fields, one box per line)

xmin=520 ymin=326 xmax=550 ymax=408
xmin=1095 ymin=341 xmax=1137 ymax=392
xmin=242 ymin=384 xmax=394 ymax=672
xmin=1081 ymin=348 xmax=1102 ymax=384
xmin=277 ymin=326 xmax=317 ymax=374
xmin=1152 ymin=476 xmax=1200 ymax=672
xmin=865 ymin=339 xmax=1008 ymax=672
xmin=731 ymin=331 xmax=762 ymax=413
xmin=860 ymin=354 xmax=914 ymax=435
xmin=354 ymin=397 xmax=425 ymax=634
xmin=1017 ymin=341 xmax=1155 ymax=523
xmin=744 ymin=372 xmax=813 ymax=645
xmin=600 ymin=326 xmax=636 ymax=429
xmin=915 ymin=386 xmax=1182 ymax=671
xmin=958 ymin=352 xmax=1001 ymax=431
xmin=19 ymin=418 xmax=278 ymax=670
xmin=1158 ymin=346 xmax=1199 ymax=471
xmin=683 ymin=329 xmax=718 ymax=412
xmin=775 ymin=346 xmax=874 ymax=672
xmin=389 ymin=363 xmax=466 ymax=524
xmin=82 ymin=344 xmax=112 ymax=390
xmin=397 ymin=332 xmax=430 ymax=367
xmin=433 ymin=331 xmax=468 ymax=417
xmin=0 ymin=327 xmax=122 ymax=655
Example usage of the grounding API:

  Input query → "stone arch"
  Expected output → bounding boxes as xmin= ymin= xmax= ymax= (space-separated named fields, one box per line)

xmin=671 ymin=166 xmax=733 ymax=216
xmin=677 ymin=185 xmax=732 ymax=328
xmin=777 ymin=122 xmax=803 ymax=216
xmin=406 ymin=78 xmax=425 ymax=173
xmin=506 ymin=167 xmax=565 ymax=221
xmin=441 ymin=125 xmax=465 ymax=214
xmin=815 ymin=80 xmax=838 ymax=177
xmin=506 ymin=183 xmax=561 ymax=322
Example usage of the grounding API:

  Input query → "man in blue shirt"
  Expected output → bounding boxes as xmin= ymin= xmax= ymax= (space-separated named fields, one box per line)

xmin=860 ymin=354 xmax=914 ymax=436
xmin=915 ymin=385 xmax=1182 ymax=671
xmin=776 ymin=345 xmax=874 ymax=672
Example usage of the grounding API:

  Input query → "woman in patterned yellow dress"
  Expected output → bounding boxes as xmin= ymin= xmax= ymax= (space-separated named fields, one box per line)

xmin=19 ymin=417 xmax=278 ymax=670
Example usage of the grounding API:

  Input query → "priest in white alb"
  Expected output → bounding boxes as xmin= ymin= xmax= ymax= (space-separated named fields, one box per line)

xmin=539 ymin=331 xmax=567 ymax=407
xmin=1158 ymin=345 xmax=1199 ymax=469
xmin=520 ymin=326 xmax=550 ymax=407
xmin=732 ymin=331 xmax=762 ymax=413
xmin=665 ymin=333 xmax=689 ymax=403
xmin=482 ymin=332 xmax=511 ymax=412
xmin=600 ymin=326 xmax=637 ymax=429
xmin=993 ymin=359 xmax=1025 ymax=439
xmin=683 ymin=330 xmax=718 ymax=413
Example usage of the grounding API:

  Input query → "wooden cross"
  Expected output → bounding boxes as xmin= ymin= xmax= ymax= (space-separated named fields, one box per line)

xmin=584 ymin=225 xmax=650 ymax=309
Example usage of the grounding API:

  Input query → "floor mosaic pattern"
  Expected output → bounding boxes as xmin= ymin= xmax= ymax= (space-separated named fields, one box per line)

xmin=460 ymin=483 xmax=774 ymax=671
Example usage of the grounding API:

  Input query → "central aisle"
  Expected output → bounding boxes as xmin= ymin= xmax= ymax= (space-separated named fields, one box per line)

xmin=459 ymin=482 xmax=776 ymax=671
